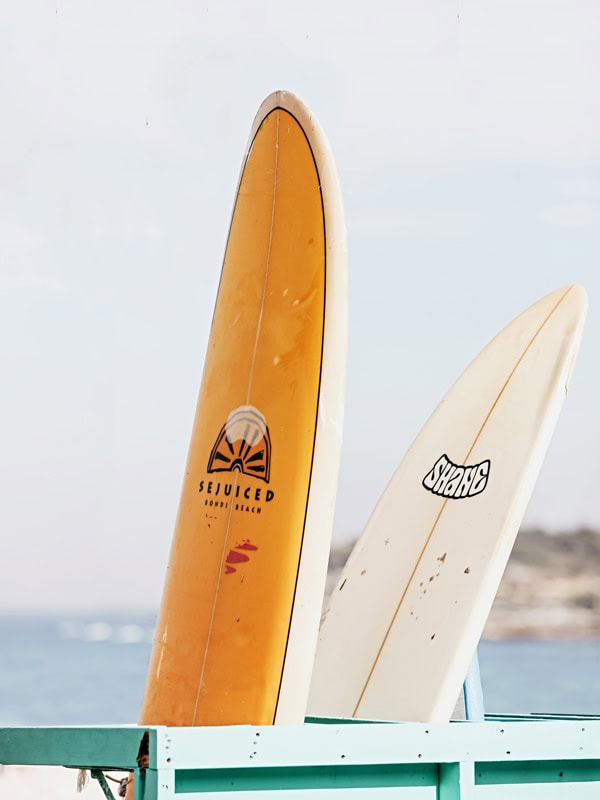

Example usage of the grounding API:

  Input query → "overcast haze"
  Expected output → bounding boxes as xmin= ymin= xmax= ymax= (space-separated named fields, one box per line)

xmin=1 ymin=1 xmax=598 ymax=610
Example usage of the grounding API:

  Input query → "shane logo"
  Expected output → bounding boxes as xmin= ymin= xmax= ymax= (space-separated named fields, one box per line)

xmin=207 ymin=405 xmax=271 ymax=482
xmin=422 ymin=454 xmax=490 ymax=499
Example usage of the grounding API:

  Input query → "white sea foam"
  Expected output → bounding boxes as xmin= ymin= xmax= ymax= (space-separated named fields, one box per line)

xmin=56 ymin=619 xmax=154 ymax=644
xmin=114 ymin=624 xmax=146 ymax=644
xmin=82 ymin=621 xmax=113 ymax=642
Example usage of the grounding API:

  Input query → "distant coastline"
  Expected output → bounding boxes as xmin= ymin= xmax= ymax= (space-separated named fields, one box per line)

xmin=326 ymin=528 xmax=600 ymax=640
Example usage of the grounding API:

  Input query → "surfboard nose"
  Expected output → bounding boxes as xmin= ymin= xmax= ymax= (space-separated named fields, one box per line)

xmin=550 ymin=283 xmax=588 ymax=321
xmin=560 ymin=284 xmax=588 ymax=332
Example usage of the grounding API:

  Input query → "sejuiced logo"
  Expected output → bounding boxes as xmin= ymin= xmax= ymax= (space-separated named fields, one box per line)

xmin=207 ymin=405 xmax=271 ymax=480
xmin=199 ymin=405 xmax=275 ymax=513
xmin=422 ymin=454 xmax=490 ymax=499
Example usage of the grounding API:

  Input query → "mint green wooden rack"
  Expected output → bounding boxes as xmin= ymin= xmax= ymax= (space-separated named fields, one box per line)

xmin=1 ymin=715 xmax=599 ymax=798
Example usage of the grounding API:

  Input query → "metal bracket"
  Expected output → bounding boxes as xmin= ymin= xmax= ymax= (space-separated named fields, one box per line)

xmin=90 ymin=769 xmax=117 ymax=800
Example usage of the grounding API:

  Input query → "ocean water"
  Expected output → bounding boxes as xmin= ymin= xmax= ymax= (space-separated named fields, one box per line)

xmin=0 ymin=613 xmax=598 ymax=726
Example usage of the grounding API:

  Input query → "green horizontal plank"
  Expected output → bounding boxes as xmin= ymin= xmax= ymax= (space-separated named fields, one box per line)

xmin=158 ymin=721 xmax=600 ymax=769
xmin=0 ymin=726 xmax=154 ymax=770
xmin=476 ymin=760 xmax=600 ymax=785
xmin=175 ymin=763 xmax=438 ymax=793
xmin=485 ymin=714 xmax=600 ymax=723
xmin=304 ymin=716 xmax=390 ymax=725
xmin=310 ymin=715 xmax=600 ymax=725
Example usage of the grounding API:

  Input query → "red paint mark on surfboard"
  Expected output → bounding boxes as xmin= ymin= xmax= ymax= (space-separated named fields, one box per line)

xmin=236 ymin=540 xmax=258 ymax=551
xmin=225 ymin=540 xmax=259 ymax=574
xmin=226 ymin=550 xmax=250 ymax=564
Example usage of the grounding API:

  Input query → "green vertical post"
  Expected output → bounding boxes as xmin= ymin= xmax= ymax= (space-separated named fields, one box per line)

xmin=439 ymin=761 xmax=475 ymax=800
xmin=137 ymin=768 xmax=175 ymax=800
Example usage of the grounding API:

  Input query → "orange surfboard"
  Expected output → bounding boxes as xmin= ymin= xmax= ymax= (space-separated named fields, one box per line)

xmin=139 ymin=91 xmax=347 ymax=727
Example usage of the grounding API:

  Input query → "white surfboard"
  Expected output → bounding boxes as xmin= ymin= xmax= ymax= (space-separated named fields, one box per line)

xmin=308 ymin=285 xmax=587 ymax=723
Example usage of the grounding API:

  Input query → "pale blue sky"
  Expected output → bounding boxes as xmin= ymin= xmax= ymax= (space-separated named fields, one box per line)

xmin=1 ymin=1 xmax=598 ymax=610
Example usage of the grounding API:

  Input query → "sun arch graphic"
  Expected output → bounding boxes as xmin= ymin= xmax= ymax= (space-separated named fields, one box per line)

xmin=207 ymin=405 xmax=271 ymax=482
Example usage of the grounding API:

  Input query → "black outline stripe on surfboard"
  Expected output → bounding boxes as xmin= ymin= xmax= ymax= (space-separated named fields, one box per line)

xmin=265 ymin=105 xmax=327 ymax=724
